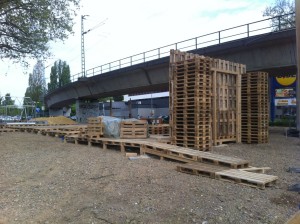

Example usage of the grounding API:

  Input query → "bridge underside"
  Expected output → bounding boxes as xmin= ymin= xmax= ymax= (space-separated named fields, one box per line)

xmin=45 ymin=29 xmax=296 ymax=109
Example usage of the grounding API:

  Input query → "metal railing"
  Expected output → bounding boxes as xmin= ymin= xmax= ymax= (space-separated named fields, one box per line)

xmin=60 ymin=13 xmax=296 ymax=88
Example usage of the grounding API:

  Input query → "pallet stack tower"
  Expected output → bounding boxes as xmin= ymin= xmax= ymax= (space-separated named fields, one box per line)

xmin=169 ymin=51 xmax=212 ymax=151
xmin=241 ymin=72 xmax=269 ymax=143
xmin=169 ymin=50 xmax=246 ymax=150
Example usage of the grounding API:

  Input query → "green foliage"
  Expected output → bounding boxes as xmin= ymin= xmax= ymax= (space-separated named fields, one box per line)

xmin=47 ymin=59 xmax=71 ymax=91
xmin=98 ymin=97 xmax=113 ymax=102
xmin=70 ymin=104 xmax=76 ymax=116
xmin=263 ymin=0 xmax=295 ymax=31
xmin=113 ymin=95 xmax=124 ymax=101
xmin=0 ymin=0 xmax=80 ymax=64
xmin=25 ymin=61 xmax=46 ymax=103
xmin=1 ymin=93 xmax=15 ymax=106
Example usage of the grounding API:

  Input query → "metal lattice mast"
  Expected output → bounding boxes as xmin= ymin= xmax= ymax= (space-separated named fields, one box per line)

xmin=81 ymin=15 xmax=87 ymax=77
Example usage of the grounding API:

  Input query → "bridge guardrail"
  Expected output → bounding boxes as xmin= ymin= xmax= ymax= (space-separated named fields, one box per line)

xmin=56 ymin=13 xmax=296 ymax=89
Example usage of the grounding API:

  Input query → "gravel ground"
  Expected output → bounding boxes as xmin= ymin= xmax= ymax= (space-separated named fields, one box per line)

xmin=0 ymin=128 xmax=299 ymax=224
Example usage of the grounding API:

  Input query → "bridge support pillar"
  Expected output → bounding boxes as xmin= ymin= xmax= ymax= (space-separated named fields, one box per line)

xmin=76 ymin=99 xmax=100 ymax=123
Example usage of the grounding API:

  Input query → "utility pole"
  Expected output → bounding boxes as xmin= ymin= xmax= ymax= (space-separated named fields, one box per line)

xmin=81 ymin=15 xmax=88 ymax=77
xmin=296 ymin=0 xmax=300 ymax=131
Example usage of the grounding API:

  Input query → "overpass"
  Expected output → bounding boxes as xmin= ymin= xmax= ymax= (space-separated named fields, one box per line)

xmin=45 ymin=14 xmax=296 ymax=109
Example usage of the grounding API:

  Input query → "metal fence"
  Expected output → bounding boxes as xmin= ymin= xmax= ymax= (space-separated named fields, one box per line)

xmin=63 ymin=13 xmax=296 ymax=87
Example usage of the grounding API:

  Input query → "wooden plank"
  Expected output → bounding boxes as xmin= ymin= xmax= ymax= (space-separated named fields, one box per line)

xmin=285 ymin=211 xmax=300 ymax=224
xmin=177 ymin=162 xmax=229 ymax=178
xmin=215 ymin=169 xmax=278 ymax=189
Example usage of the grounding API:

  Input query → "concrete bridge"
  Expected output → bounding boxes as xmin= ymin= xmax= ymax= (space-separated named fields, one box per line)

xmin=45 ymin=14 xmax=296 ymax=110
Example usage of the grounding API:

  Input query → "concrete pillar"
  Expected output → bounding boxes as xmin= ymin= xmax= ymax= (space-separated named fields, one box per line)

xmin=76 ymin=99 xmax=100 ymax=123
xmin=296 ymin=0 xmax=300 ymax=130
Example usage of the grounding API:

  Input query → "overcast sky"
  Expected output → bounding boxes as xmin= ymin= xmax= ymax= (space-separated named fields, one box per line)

xmin=0 ymin=0 xmax=274 ymax=101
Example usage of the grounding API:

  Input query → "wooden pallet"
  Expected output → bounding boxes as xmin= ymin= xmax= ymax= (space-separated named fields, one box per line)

xmin=177 ymin=163 xmax=229 ymax=178
xmin=141 ymin=142 xmax=249 ymax=168
xmin=241 ymin=72 xmax=269 ymax=144
xmin=120 ymin=121 xmax=148 ymax=139
xmin=215 ymin=169 xmax=277 ymax=189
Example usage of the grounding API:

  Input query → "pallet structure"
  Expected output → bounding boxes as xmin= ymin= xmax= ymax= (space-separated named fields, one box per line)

xmin=177 ymin=163 xmax=277 ymax=189
xmin=86 ymin=117 xmax=104 ymax=139
xmin=120 ymin=120 xmax=148 ymax=139
xmin=211 ymin=58 xmax=245 ymax=145
xmin=3 ymin=122 xmax=278 ymax=189
xmin=169 ymin=50 xmax=246 ymax=150
xmin=241 ymin=72 xmax=269 ymax=143
xmin=169 ymin=50 xmax=212 ymax=150
xmin=148 ymin=124 xmax=170 ymax=135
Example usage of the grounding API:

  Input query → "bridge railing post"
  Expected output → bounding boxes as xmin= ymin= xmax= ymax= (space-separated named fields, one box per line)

xmin=247 ymin=24 xmax=250 ymax=37
xmin=119 ymin=60 xmax=121 ymax=69
xmin=218 ymin=31 xmax=221 ymax=44
xmin=278 ymin=16 xmax=281 ymax=30
xmin=195 ymin=38 xmax=198 ymax=49
xmin=158 ymin=48 xmax=160 ymax=59
xmin=130 ymin=56 xmax=132 ymax=66
xmin=143 ymin=52 xmax=145 ymax=62
xmin=109 ymin=63 xmax=111 ymax=71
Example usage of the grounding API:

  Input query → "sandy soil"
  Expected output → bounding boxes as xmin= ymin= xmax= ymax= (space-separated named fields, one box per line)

xmin=0 ymin=128 xmax=299 ymax=224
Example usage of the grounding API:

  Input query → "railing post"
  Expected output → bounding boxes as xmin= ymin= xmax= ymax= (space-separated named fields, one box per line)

xmin=130 ymin=56 xmax=132 ymax=66
xmin=143 ymin=52 xmax=145 ymax=62
xmin=158 ymin=48 xmax=160 ymax=58
xmin=93 ymin=68 xmax=95 ymax=76
xmin=109 ymin=63 xmax=111 ymax=71
xmin=278 ymin=16 xmax=281 ymax=30
xmin=218 ymin=31 xmax=221 ymax=44
xmin=175 ymin=43 xmax=177 ymax=50
xmin=119 ymin=60 xmax=121 ymax=69
xmin=195 ymin=38 xmax=198 ymax=49
xmin=247 ymin=24 xmax=250 ymax=37
xmin=100 ymin=65 xmax=102 ymax=74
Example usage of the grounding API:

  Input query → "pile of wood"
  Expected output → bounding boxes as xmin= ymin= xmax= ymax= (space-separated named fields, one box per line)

xmin=120 ymin=120 xmax=148 ymax=139
xmin=148 ymin=124 xmax=170 ymax=135
xmin=169 ymin=52 xmax=212 ymax=151
xmin=169 ymin=50 xmax=246 ymax=150
xmin=86 ymin=117 xmax=104 ymax=139
xmin=241 ymin=72 xmax=269 ymax=143
xmin=211 ymin=59 xmax=245 ymax=145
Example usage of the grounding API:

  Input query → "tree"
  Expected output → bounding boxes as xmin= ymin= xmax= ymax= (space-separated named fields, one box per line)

xmin=263 ymin=0 xmax=295 ymax=31
xmin=25 ymin=61 xmax=46 ymax=105
xmin=113 ymin=96 xmax=124 ymax=101
xmin=2 ymin=93 xmax=15 ymax=106
xmin=0 ymin=0 xmax=80 ymax=64
xmin=47 ymin=59 xmax=71 ymax=91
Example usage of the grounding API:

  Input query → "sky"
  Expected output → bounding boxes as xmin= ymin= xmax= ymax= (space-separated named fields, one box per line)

xmin=0 ymin=0 xmax=275 ymax=102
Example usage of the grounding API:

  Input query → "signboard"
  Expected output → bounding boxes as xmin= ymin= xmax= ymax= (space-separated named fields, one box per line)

xmin=275 ymin=88 xmax=296 ymax=98
xmin=275 ymin=74 xmax=296 ymax=86
xmin=275 ymin=98 xmax=296 ymax=106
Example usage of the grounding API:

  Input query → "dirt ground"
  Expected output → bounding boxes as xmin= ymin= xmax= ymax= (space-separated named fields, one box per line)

xmin=0 ymin=128 xmax=299 ymax=224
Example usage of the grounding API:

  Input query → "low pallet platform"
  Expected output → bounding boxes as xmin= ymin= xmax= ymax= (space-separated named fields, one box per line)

xmin=215 ymin=169 xmax=278 ymax=189
xmin=177 ymin=163 xmax=229 ymax=178
xmin=141 ymin=142 xmax=249 ymax=168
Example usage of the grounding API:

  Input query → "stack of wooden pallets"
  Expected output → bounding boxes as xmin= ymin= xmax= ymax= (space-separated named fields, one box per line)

xmin=169 ymin=50 xmax=246 ymax=150
xmin=211 ymin=58 xmax=245 ymax=145
xmin=120 ymin=120 xmax=148 ymax=139
xmin=241 ymin=72 xmax=269 ymax=143
xmin=86 ymin=117 xmax=104 ymax=139
xmin=148 ymin=124 xmax=169 ymax=135
xmin=170 ymin=51 xmax=212 ymax=151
